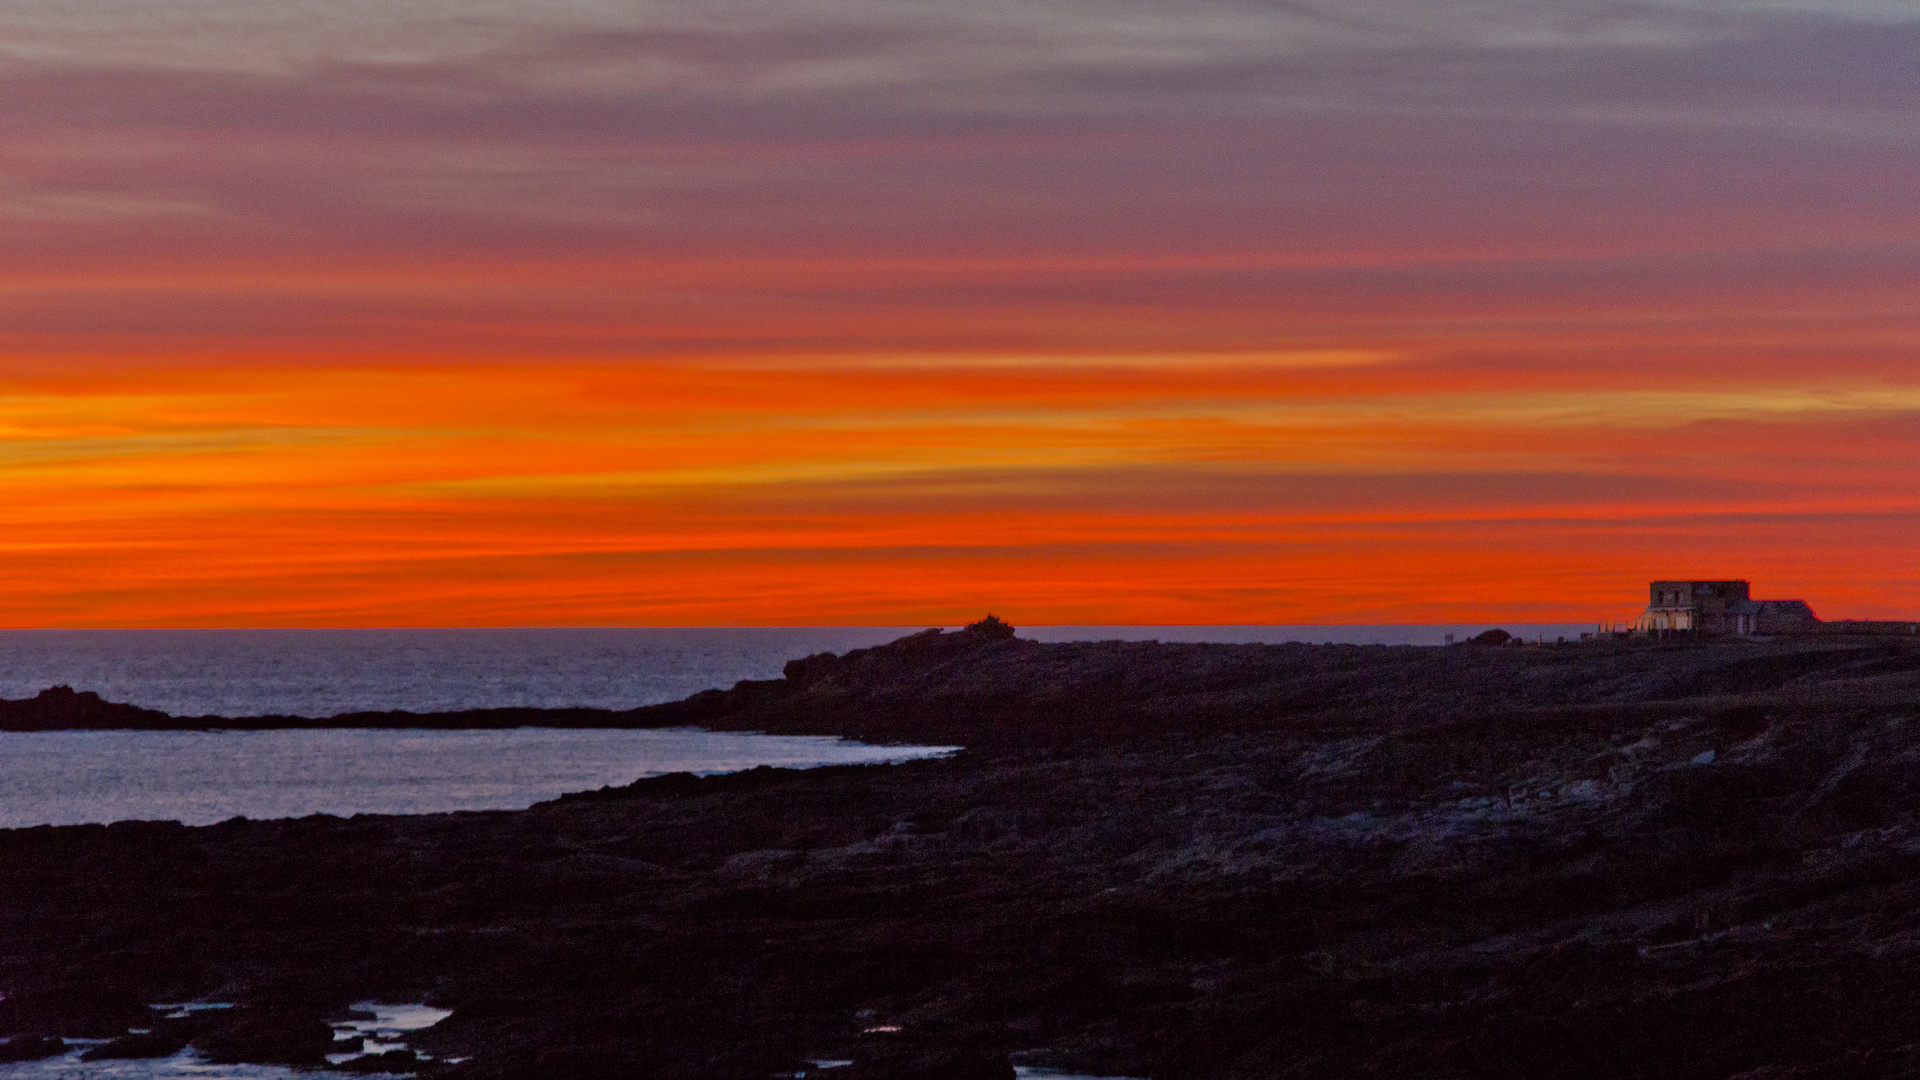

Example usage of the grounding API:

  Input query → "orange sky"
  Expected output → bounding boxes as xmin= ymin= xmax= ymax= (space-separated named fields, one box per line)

xmin=2 ymin=1 xmax=1917 ymax=626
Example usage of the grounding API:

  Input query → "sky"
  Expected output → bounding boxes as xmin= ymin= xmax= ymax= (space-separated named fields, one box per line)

xmin=1 ymin=0 xmax=1916 ymax=626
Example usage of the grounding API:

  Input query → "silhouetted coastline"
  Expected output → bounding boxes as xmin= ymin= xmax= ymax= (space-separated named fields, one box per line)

xmin=8 ymin=622 xmax=1920 ymax=1077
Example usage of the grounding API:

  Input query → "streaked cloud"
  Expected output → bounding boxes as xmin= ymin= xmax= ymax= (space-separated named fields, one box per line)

xmin=0 ymin=0 xmax=1913 ymax=623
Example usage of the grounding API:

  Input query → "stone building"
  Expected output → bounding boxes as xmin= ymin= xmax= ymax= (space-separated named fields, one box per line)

xmin=1632 ymin=580 xmax=1819 ymax=636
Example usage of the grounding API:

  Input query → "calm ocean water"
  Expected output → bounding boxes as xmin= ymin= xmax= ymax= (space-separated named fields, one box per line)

xmin=0 ymin=625 xmax=1592 ymax=717
xmin=0 ymin=625 xmax=1584 ymax=831
xmin=0 ymin=728 xmax=957 ymax=829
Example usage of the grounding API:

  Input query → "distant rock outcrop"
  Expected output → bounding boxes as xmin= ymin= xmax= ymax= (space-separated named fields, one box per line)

xmin=0 ymin=685 xmax=172 ymax=731
xmin=783 ymin=616 xmax=1019 ymax=689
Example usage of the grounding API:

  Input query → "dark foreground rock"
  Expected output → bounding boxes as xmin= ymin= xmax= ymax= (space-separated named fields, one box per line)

xmin=332 ymin=1048 xmax=422 ymax=1072
xmin=0 ymin=1035 xmax=65 ymax=1063
xmin=0 ymin=984 xmax=158 ymax=1039
xmin=10 ymin=628 xmax=1920 ymax=1077
xmin=193 ymin=1010 xmax=339 ymax=1065
xmin=81 ymin=1029 xmax=190 ymax=1060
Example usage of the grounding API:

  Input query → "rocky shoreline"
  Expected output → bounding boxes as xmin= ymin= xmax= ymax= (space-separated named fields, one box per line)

xmin=8 ymin=623 xmax=1920 ymax=1077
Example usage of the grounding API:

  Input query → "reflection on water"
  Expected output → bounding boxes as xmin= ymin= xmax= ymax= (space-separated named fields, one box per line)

xmin=0 ymin=728 xmax=957 ymax=828
xmin=0 ymin=628 xmax=921 ymax=717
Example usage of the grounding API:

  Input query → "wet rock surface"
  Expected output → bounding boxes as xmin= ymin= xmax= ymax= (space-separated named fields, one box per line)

xmin=0 ymin=1036 xmax=66 ymax=1064
xmin=333 ymin=1048 xmax=422 ymax=1072
xmin=0 ymin=985 xmax=159 ymax=1040
xmin=80 ymin=1029 xmax=190 ymax=1060
xmin=192 ymin=1010 xmax=339 ymax=1065
xmin=8 ymin=629 xmax=1920 ymax=1076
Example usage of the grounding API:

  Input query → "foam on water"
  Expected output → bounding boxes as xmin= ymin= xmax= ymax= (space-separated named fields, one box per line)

xmin=0 ymin=1003 xmax=451 ymax=1080
xmin=0 ymin=1046 xmax=305 ymax=1080
xmin=325 ymin=1002 xmax=455 ymax=1067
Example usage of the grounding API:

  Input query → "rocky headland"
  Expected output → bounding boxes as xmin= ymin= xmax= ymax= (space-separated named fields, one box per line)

xmin=8 ymin=622 xmax=1920 ymax=1077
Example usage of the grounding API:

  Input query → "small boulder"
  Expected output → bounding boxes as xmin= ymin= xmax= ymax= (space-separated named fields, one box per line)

xmin=332 ymin=1047 xmax=420 ymax=1072
xmin=0 ymin=984 xmax=157 ymax=1038
xmin=498 ymin=1041 xmax=649 ymax=1080
xmin=784 ymin=652 xmax=844 ymax=686
xmin=0 ymin=1035 xmax=66 ymax=1063
xmin=843 ymin=1036 xmax=1013 ymax=1080
xmin=81 ymin=1030 xmax=189 ymax=1060
xmin=195 ymin=1011 xmax=338 ymax=1065
xmin=961 ymin=615 xmax=1016 ymax=641
xmin=650 ymin=1049 xmax=818 ymax=1080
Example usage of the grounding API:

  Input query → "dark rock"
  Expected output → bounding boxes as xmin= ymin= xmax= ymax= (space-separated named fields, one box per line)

xmin=195 ymin=1011 xmax=338 ymax=1065
xmin=488 ymin=1042 xmax=650 ymax=1080
xmin=960 ymin=615 xmax=1015 ymax=641
xmin=652 ymin=1050 xmax=821 ymax=1080
xmin=80 ymin=1029 xmax=190 ymax=1059
xmin=332 ymin=1047 xmax=420 ymax=1072
xmin=0 ymin=685 xmax=175 ymax=731
xmin=842 ymin=1040 xmax=1014 ymax=1080
xmin=13 ymin=633 xmax=1920 ymax=1078
xmin=0 ymin=1035 xmax=66 ymax=1063
xmin=0 ymin=985 xmax=157 ymax=1038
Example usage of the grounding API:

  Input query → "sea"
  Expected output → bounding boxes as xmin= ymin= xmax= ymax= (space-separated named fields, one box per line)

xmin=0 ymin=625 xmax=1592 ymax=717
xmin=0 ymin=625 xmax=1588 ymax=831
